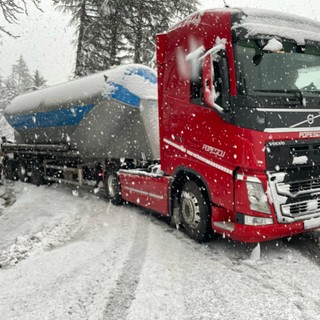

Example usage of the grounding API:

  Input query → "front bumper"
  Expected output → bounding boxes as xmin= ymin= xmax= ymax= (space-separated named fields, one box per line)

xmin=211 ymin=218 xmax=320 ymax=243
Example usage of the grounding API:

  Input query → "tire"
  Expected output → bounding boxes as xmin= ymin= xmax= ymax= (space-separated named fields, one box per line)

xmin=180 ymin=180 xmax=211 ymax=242
xmin=104 ymin=171 xmax=123 ymax=205
xmin=3 ymin=159 xmax=17 ymax=181
xmin=17 ymin=163 xmax=28 ymax=182
xmin=30 ymin=163 xmax=44 ymax=186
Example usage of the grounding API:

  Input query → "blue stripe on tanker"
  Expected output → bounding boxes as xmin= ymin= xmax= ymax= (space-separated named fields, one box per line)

xmin=7 ymin=83 xmax=144 ymax=129
xmin=7 ymin=104 xmax=95 ymax=129
xmin=104 ymin=82 xmax=141 ymax=108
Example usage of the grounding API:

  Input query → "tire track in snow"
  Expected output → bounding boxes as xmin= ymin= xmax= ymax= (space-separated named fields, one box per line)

xmin=285 ymin=233 xmax=320 ymax=266
xmin=103 ymin=218 xmax=150 ymax=320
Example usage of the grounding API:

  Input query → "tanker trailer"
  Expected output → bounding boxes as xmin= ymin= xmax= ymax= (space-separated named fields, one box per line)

xmin=2 ymin=64 xmax=159 ymax=187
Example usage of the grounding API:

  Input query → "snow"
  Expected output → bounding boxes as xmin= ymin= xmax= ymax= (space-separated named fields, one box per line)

xmin=169 ymin=10 xmax=205 ymax=31
xmin=292 ymin=155 xmax=308 ymax=165
xmin=120 ymin=165 xmax=164 ymax=178
xmin=249 ymin=243 xmax=261 ymax=261
xmin=233 ymin=8 xmax=320 ymax=45
xmin=304 ymin=216 xmax=320 ymax=230
xmin=171 ymin=7 xmax=320 ymax=46
xmin=263 ymin=38 xmax=283 ymax=52
xmin=185 ymin=45 xmax=205 ymax=62
xmin=2 ymin=182 xmax=320 ymax=319
xmin=5 ymin=64 xmax=157 ymax=115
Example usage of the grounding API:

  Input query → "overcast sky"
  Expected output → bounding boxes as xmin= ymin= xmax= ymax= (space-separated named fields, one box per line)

xmin=0 ymin=0 xmax=319 ymax=85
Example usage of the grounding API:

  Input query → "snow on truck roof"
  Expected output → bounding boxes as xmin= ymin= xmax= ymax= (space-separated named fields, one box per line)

xmin=5 ymin=64 xmax=157 ymax=115
xmin=170 ymin=7 xmax=320 ymax=45
xmin=233 ymin=8 xmax=320 ymax=45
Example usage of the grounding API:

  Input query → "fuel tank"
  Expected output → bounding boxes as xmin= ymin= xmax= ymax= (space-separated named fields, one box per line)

xmin=4 ymin=64 xmax=159 ymax=160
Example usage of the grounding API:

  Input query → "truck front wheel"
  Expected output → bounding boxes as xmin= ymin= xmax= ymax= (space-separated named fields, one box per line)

xmin=180 ymin=180 xmax=211 ymax=242
xmin=105 ymin=172 xmax=123 ymax=205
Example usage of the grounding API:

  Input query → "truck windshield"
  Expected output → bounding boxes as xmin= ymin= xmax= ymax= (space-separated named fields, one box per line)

xmin=235 ymin=40 xmax=320 ymax=96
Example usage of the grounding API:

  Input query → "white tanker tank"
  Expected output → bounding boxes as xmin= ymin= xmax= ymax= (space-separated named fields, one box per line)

xmin=4 ymin=64 xmax=160 ymax=161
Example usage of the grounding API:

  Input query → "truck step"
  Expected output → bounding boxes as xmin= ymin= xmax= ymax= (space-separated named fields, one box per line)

xmin=213 ymin=221 xmax=235 ymax=232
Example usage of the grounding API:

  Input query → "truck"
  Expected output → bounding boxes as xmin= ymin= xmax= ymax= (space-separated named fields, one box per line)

xmin=3 ymin=7 xmax=320 ymax=243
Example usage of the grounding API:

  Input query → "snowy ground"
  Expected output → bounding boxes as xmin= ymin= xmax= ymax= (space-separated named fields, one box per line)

xmin=1 ymin=182 xmax=320 ymax=319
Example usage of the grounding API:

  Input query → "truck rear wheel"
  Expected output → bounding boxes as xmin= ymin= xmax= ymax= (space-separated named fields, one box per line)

xmin=180 ymin=180 xmax=211 ymax=242
xmin=105 ymin=172 xmax=123 ymax=205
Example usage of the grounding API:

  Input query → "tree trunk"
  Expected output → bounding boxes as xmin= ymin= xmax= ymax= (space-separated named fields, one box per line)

xmin=75 ymin=0 xmax=87 ymax=77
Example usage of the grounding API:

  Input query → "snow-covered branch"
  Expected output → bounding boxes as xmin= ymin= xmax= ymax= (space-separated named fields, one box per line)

xmin=0 ymin=0 xmax=42 ymax=37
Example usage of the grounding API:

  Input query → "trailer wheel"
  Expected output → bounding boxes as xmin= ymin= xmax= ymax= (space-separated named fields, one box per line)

xmin=17 ymin=163 xmax=28 ymax=182
xmin=180 ymin=180 xmax=211 ymax=242
xmin=105 ymin=172 xmax=123 ymax=205
xmin=30 ymin=164 xmax=44 ymax=186
xmin=3 ymin=159 xmax=17 ymax=181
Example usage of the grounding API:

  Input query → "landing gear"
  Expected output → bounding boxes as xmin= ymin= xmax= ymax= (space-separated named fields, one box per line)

xmin=180 ymin=180 xmax=211 ymax=242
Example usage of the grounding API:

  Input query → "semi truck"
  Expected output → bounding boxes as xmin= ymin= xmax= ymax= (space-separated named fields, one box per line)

xmin=3 ymin=7 xmax=320 ymax=242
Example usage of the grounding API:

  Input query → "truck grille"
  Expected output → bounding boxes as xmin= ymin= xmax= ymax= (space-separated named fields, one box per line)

xmin=266 ymin=139 xmax=320 ymax=171
xmin=281 ymin=199 xmax=320 ymax=218
xmin=270 ymin=171 xmax=320 ymax=222
xmin=276 ymin=178 xmax=320 ymax=197
xmin=267 ymin=138 xmax=320 ymax=223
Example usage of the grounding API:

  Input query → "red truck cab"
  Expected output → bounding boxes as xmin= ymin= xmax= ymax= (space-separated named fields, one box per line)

xmin=118 ymin=8 xmax=320 ymax=242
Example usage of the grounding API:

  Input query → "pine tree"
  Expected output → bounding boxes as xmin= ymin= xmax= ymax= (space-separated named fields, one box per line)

xmin=32 ymin=70 xmax=47 ymax=89
xmin=0 ymin=73 xmax=6 ymax=110
xmin=124 ymin=0 xmax=199 ymax=65
xmin=8 ymin=55 xmax=32 ymax=95
xmin=55 ymin=0 xmax=129 ymax=75
xmin=12 ymin=55 xmax=33 ymax=93
xmin=54 ymin=0 xmax=92 ymax=77
xmin=57 ymin=0 xmax=199 ymax=76
xmin=82 ymin=0 xmax=129 ymax=72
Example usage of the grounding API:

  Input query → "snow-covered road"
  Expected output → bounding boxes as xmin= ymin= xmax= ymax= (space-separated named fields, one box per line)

xmin=1 ymin=182 xmax=320 ymax=320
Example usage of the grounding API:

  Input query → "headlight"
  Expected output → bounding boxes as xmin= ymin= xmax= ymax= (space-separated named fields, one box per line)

xmin=246 ymin=181 xmax=271 ymax=214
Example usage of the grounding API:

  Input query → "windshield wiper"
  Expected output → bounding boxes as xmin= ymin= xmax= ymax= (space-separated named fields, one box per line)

xmin=253 ymin=89 xmax=301 ymax=93
xmin=253 ymin=89 xmax=305 ymax=105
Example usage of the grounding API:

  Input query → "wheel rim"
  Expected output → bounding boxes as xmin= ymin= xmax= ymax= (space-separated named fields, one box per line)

xmin=181 ymin=191 xmax=201 ymax=229
xmin=108 ymin=175 xmax=117 ymax=198
xmin=18 ymin=165 xmax=27 ymax=181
